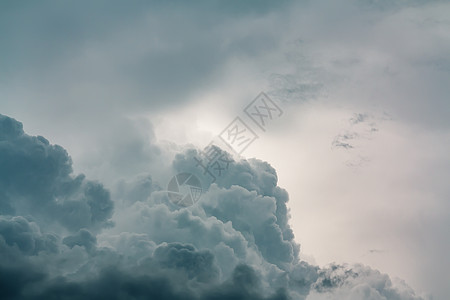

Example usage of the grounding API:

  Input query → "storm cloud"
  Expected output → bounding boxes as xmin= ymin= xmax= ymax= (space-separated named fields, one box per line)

xmin=0 ymin=114 xmax=426 ymax=299
xmin=1 ymin=0 xmax=448 ymax=298
xmin=0 ymin=114 xmax=114 ymax=232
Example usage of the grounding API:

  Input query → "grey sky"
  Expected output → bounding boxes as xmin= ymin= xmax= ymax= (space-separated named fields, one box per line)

xmin=1 ymin=0 xmax=449 ymax=299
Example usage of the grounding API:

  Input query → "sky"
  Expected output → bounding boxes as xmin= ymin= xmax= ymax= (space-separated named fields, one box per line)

xmin=1 ymin=0 xmax=450 ymax=299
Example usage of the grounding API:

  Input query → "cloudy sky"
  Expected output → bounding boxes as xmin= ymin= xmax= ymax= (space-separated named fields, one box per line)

xmin=1 ymin=0 xmax=449 ymax=299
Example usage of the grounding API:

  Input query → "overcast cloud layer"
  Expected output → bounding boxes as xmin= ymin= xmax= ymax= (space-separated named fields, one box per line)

xmin=1 ymin=0 xmax=449 ymax=299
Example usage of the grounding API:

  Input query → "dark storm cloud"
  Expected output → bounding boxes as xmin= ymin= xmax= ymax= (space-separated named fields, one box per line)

xmin=0 ymin=216 xmax=58 ymax=256
xmin=14 ymin=264 xmax=288 ymax=300
xmin=0 ymin=219 xmax=286 ymax=299
xmin=0 ymin=114 xmax=114 ymax=232
xmin=63 ymin=228 xmax=97 ymax=252
xmin=0 ymin=0 xmax=448 ymax=298
xmin=0 ymin=114 xmax=426 ymax=299
xmin=172 ymin=149 xmax=298 ymax=268
xmin=0 ymin=113 xmax=296 ymax=299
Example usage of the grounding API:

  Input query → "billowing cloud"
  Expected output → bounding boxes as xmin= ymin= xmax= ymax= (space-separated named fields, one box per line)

xmin=0 ymin=114 xmax=114 ymax=232
xmin=0 ymin=114 xmax=426 ymax=299
xmin=1 ymin=0 xmax=449 ymax=298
